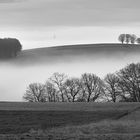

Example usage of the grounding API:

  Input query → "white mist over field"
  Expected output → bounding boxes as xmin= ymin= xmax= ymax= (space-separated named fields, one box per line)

xmin=0 ymin=51 xmax=140 ymax=101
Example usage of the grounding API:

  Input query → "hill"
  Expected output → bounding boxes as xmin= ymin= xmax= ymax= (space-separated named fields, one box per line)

xmin=6 ymin=43 xmax=140 ymax=66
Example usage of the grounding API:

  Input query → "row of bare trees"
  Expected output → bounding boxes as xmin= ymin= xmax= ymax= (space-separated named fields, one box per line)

xmin=118 ymin=34 xmax=140 ymax=44
xmin=23 ymin=63 xmax=140 ymax=103
xmin=23 ymin=73 xmax=104 ymax=102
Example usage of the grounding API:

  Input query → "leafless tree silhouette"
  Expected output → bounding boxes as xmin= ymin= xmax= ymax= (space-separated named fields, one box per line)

xmin=118 ymin=34 xmax=126 ymax=44
xmin=104 ymin=74 xmax=120 ymax=102
xmin=130 ymin=34 xmax=137 ymax=44
xmin=49 ymin=72 xmax=67 ymax=102
xmin=81 ymin=73 xmax=104 ymax=102
xmin=137 ymin=38 xmax=140 ymax=44
xmin=125 ymin=34 xmax=131 ymax=44
xmin=117 ymin=63 xmax=140 ymax=102
xmin=64 ymin=78 xmax=82 ymax=102
xmin=45 ymin=81 xmax=57 ymax=102
xmin=23 ymin=83 xmax=47 ymax=102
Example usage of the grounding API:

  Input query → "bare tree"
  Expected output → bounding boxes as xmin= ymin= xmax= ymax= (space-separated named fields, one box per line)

xmin=136 ymin=38 xmax=140 ymax=44
xmin=23 ymin=83 xmax=47 ymax=102
xmin=64 ymin=78 xmax=82 ymax=102
xmin=81 ymin=73 xmax=104 ymax=102
xmin=117 ymin=63 xmax=140 ymax=102
xmin=130 ymin=34 xmax=137 ymax=44
xmin=118 ymin=34 xmax=126 ymax=44
xmin=49 ymin=72 xmax=67 ymax=102
xmin=104 ymin=74 xmax=120 ymax=102
xmin=45 ymin=81 xmax=57 ymax=102
xmin=125 ymin=34 xmax=131 ymax=44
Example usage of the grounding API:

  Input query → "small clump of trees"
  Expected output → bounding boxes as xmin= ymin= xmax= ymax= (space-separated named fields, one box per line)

xmin=23 ymin=63 xmax=140 ymax=103
xmin=0 ymin=38 xmax=22 ymax=58
xmin=118 ymin=34 xmax=140 ymax=44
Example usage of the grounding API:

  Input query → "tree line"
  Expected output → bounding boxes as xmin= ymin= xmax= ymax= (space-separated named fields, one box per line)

xmin=118 ymin=34 xmax=140 ymax=44
xmin=23 ymin=63 xmax=140 ymax=103
xmin=0 ymin=38 xmax=22 ymax=58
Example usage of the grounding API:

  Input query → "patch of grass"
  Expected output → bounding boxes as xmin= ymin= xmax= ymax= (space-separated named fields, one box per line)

xmin=48 ymin=120 xmax=140 ymax=135
xmin=0 ymin=102 xmax=139 ymax=134
xmin=0 ymin=102 xmax=139 ymax=111
xmin=26 ymin=120 xmax=140 ymax=140
xmin=2 ymin=120 xmax=137 ymax=140
xmin=0 ymin=110 xmax=125 ymax=134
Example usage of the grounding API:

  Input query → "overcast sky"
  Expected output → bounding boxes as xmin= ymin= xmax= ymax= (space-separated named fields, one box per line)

xmin=0 ymin=0 xmax=140 ymax=49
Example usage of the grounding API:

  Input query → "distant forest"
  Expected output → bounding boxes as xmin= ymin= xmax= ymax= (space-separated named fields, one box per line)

xmin=0 ymin=38 xmax=22 ymax=58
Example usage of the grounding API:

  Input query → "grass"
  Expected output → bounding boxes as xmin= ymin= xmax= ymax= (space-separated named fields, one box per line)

xmin=0 ymin=102 xmax=139 ymax=134
xmin=0 ymin=102 xmax=139 ymax=139
xmin=0 ymin=102 xmax=139 ymax=111
xmin=43 ymin=120 xmax=140 ymax=138
xmin=1 ymin=120 xmax=140 ymax=140
xmin=0 ymin=110 xmax=125 ymax=134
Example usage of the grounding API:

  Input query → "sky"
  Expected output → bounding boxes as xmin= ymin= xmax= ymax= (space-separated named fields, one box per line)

xmin=0 ymin=0 xmax=140 ymax=49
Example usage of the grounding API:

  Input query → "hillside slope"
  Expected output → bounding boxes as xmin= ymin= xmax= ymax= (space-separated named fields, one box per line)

xmin=6 ymin=43 xmax=140 ymax=66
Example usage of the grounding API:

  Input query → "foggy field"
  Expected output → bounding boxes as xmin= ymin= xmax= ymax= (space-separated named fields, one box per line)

xmin=0 ymin=102 xmax=140 ymax=139
xmin=1 ymin=44 xmax=140 ymax=101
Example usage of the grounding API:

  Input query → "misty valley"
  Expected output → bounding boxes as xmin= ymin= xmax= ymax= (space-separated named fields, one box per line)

xmin=1 ymin=0 xmax=140 ymax=138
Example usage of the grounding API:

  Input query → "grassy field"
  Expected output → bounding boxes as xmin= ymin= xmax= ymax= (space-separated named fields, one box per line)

xmin=0 ymin=102 xmax=139 ymax=137
xmin=0 ymin=102 xmax=139 ymax=111
xmin=0 ymin=110 xmax=124 ymax=134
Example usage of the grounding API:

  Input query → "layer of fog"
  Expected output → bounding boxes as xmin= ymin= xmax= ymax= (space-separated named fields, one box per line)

xmin=0 ymin=54 xmax=140 ymax=101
